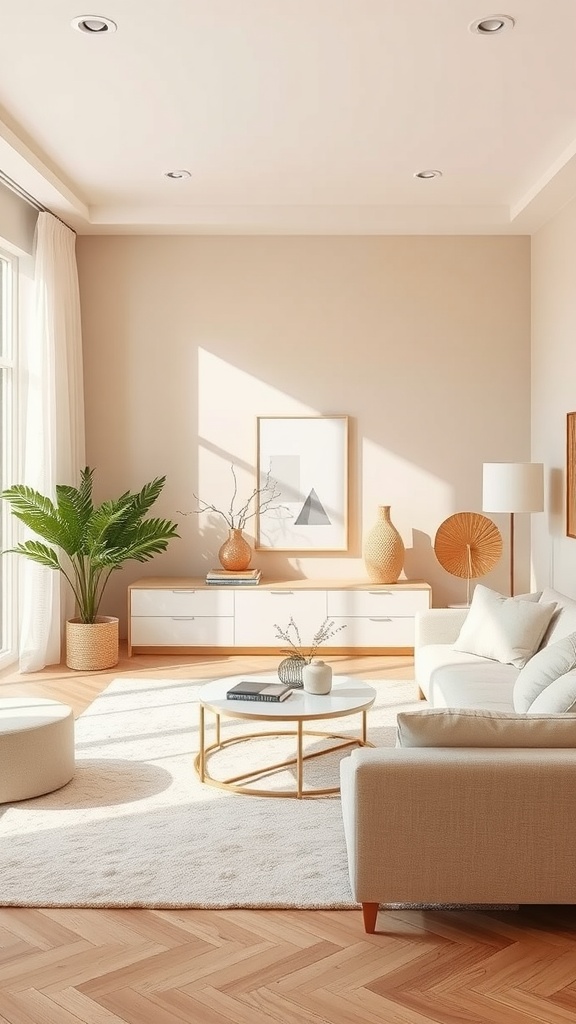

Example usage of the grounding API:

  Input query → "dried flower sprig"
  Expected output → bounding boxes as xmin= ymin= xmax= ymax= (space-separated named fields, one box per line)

xmin=273 ymin=616 xmax=347 ymax=663
xmin=178 ymin=464 xmax=289 ymax=530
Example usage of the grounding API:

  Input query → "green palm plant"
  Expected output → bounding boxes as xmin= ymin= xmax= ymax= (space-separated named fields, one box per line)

xmin=1 ymin=467 xmax=179 ymax=623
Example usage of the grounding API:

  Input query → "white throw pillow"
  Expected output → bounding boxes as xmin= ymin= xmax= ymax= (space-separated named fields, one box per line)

xmin=513 ymin=632 xmax=576 ymax=712
xmin=396 ymin=708 xmax=576 ymax=748
xmin=528 ymin=670 xmax=576 ymax=714
xmin=452 ymin=585 xmax=557 ymax=669
xmin=539 ymin=588 xmax=576 ymax=647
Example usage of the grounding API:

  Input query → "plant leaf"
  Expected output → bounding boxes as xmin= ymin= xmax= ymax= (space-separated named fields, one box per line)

xmin=5 ymin=540 xmax=60 ymax=569
xmin=1 ymin=469 xmax=179 ymax=622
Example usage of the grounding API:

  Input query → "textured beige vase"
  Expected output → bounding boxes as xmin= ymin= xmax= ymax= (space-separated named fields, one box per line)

xmin=363 ymin=505 xmax=405 ymax=583
xmin=66 ymin=616 xmax=119 ymax=671
xmin=218 ymin=528 xmax=252 ymax=571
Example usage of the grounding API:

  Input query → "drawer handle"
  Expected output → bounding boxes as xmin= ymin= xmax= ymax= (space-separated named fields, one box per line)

xmin=270 ymin=591 xmax=294 ymax=595
xmin=171 ymin=589 xmax=197 ymax=594
xmin=369 ymin=616 xmax=392 ymax=622
xmin=171 ymin=616 xmax=195 ymax=621
xmin=368 ymin=591 xmax=393 ymax=596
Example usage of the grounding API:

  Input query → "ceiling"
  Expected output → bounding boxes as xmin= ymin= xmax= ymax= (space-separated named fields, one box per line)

xmin=2 ymin=1 xmax=576 ymax=236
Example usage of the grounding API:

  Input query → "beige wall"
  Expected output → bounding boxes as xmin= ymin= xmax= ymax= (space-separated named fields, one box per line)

xmin=532 ymin=198 xmax=576 ymax=599
xmin=76 ymin=235 xmax=531 ymax=631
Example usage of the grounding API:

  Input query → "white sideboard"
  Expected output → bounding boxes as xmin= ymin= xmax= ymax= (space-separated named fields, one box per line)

xmin=128 ymin=578 xmax=432 ymax=656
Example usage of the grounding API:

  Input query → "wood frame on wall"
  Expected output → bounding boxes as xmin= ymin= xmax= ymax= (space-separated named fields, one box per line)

xmin=255 ymin=415 xmax=349 ymax=552
xmin=567 ymin=412 xmax=576 ymax=538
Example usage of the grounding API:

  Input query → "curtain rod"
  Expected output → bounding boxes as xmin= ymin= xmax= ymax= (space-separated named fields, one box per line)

xmin=0 ymin=169 xmax=77 ymax=233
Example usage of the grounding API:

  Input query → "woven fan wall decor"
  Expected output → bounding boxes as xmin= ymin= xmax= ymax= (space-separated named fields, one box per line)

xmin=434 ymin=512 xmax=502 ymax=604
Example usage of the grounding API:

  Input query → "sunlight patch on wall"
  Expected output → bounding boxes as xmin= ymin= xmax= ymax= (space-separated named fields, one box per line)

xmin=196 ymin=347 xmax=324 ymax=546
xmin=361 ymin=436 xmax=453 ymax=547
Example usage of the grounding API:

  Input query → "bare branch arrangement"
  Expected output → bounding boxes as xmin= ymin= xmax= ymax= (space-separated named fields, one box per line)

xmin=178 ymin=464 xmax=289 ymax=531
xmin=273 ymin=616 xmax=347 ymax=663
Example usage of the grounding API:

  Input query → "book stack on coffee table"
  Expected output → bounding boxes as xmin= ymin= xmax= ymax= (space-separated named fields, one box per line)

xmin=226 ymin=680 xmax=292 ymax=702
xmin=205 ymin=568 xmax=261 ymax=585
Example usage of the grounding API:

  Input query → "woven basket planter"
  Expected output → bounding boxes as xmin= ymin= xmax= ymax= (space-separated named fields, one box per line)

xmin=65 ymin=616 xmax=119 ymax=671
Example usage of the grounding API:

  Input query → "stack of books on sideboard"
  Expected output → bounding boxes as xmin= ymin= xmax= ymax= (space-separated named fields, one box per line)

xmin=205 ymin=568 xmax=261 ymax=585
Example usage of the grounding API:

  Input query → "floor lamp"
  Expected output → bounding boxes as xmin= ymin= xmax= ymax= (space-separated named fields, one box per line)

xmin=482 ymin=462 xmax=544 ymax=596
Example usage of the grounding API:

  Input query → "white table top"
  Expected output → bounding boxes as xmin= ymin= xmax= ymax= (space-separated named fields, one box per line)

xmin=198 ymin=674 xmax=377 ymax=722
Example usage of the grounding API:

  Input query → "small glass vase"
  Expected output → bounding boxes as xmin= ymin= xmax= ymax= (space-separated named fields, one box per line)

xmin=218 ymin=528 xmax=252 ymax=571
xmin=277 ymin=655 xmax=307 ymax=688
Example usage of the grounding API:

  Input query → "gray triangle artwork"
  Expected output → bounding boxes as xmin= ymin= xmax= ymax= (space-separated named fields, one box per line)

xmin=294 ymin=488 xmax=332 ymax=526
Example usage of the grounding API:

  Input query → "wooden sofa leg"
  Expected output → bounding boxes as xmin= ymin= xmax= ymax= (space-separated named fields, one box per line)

xmin=362 ymin=902 xmax=379 ymax=933
xmin=417 ymin=687 xmax=425 ymax=700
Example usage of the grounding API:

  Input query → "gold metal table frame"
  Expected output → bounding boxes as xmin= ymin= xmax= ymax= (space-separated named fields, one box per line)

xmin=194 ymin=679 xmax=375 ymax=799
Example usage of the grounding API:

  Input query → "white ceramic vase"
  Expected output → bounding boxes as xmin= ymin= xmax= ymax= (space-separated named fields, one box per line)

xmin=302 ymin=659 xmax=332 ymax=695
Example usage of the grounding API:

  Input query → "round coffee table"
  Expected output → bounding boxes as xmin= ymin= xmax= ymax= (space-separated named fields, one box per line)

xmin=195 ymin=674 xmax=376 ymax=798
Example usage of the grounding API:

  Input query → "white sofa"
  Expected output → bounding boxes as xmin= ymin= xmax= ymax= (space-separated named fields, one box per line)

xmin=340 ymin=585 xmax=576 ymax=933
xmin=415 ymin=585 xmax=576 ymax=709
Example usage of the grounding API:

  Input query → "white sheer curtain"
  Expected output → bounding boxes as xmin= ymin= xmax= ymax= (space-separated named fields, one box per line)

xmin=18 ymin=212 xmax=86 ymax=671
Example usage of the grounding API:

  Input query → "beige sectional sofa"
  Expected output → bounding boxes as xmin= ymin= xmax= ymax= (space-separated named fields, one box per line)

xmin=340 ymin=585 xmax=576 ymax=933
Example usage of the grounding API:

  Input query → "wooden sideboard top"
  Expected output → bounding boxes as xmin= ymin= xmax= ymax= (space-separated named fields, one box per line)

xmin=129 ymin=577 xmax=432 ymax=592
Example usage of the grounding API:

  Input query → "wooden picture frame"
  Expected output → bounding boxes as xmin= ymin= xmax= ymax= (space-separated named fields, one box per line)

xmin=568 ymin=412 xmax=576 ymax=538
xmin=256 ymin=415 xmax=349 ymax=552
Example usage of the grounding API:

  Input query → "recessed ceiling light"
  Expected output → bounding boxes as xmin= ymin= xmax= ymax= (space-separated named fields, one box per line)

xmin=414 ymin=169 xmax=442 ymax=179
xmin=164 ymin=170 xmax=192 ymax=180
xmin=71 ymin=15 xmax=117 ymax=34
xmin=470 ymin=14 xmax=515 ymax=35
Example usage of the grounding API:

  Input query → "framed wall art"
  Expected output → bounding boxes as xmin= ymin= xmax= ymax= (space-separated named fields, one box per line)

xmin=256 ymin=415 xmax=349 ymax=552
xmin=567 ymin=412 xmax=576 ymax=538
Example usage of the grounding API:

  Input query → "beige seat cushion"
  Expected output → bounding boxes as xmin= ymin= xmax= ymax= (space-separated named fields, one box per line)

xmin=397 ymin=708 xmax=576 ymax=748
xmin=416 ymin=643 xmax=517 ymax=705
xmin=425 ymin=657 xmax=517 ymax=711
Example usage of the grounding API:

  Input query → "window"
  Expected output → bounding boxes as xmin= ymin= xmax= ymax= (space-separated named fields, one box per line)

xmin=0 ymin=247 xmax=18 ymax=666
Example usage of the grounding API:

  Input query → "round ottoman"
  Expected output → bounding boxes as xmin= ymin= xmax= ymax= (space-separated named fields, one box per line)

xmin=0 ymin=697 xmax=75 ymax=803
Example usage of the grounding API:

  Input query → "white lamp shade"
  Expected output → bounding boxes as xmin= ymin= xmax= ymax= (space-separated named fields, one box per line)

xmin=482 ymin=462 xmax=544 ymax=514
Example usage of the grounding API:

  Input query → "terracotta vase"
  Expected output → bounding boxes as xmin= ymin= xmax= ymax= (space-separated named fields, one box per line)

xmin=363 ymin=505 xmax=405 ymax=583
xmin=218 ymin=528 xmax=252 ymax=571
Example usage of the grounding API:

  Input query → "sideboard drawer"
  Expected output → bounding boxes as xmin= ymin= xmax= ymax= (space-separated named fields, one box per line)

xmin=330 ymin=615 xmax=417 ymax=647
xmin=131 ymin=588 xmax=234 ymax=617
xmin=130 ymin=616 xmax=234 ymax=647
xmin=327 ymin=588 xmax=430 ymax=617
xmin=234 ymin=588 xmax=327 ymax=647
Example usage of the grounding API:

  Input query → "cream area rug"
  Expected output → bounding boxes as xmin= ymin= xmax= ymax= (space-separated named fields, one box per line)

xmin=0 ymin=676 xmax=421 ymax=910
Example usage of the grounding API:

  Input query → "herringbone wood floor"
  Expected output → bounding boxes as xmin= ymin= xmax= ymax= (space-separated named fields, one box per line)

xmin=1 ymin=650 xmax=576 ymax=1024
